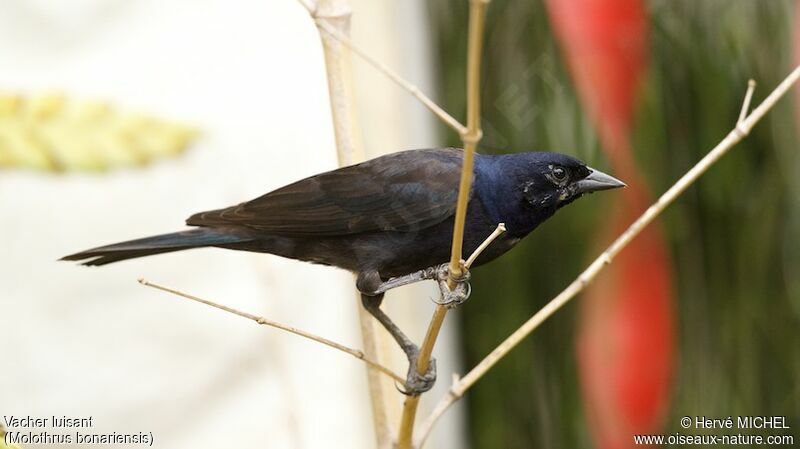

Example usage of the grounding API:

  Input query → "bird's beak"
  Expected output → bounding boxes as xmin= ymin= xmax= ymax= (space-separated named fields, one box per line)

xmin=575 ymin=167 xmax=626 ymax=194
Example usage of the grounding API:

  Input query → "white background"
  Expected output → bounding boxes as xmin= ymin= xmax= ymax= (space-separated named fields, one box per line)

xmin=0 ymin=0 xmax=467 ymax=447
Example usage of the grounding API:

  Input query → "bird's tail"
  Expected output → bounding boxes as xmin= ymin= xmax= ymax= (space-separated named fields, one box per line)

xmin=60 ymin=228 xmax=250 ymax=266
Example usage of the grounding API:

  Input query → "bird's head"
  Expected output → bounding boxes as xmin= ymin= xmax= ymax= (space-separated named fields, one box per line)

xmin=484 ymin=151 xmax=625 ymax=236
xmin=519 ymin=152 xmax=625 ymax=209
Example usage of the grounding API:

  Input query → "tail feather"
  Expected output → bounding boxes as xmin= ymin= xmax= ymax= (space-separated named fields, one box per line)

xmin=61 ymin=228 xmax=250 ymax=266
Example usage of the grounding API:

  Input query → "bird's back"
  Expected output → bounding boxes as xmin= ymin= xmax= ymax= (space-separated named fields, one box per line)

xmin=186 ymin=148 xmax=465 ymax=238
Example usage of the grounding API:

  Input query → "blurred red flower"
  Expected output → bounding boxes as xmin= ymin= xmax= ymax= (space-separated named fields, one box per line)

xmin=546 ymin=1 xmax=676 ymax=448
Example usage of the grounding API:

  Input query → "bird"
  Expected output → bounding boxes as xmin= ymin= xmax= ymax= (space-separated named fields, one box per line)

xmin=62 ymin=147 xmax=625 ymax=394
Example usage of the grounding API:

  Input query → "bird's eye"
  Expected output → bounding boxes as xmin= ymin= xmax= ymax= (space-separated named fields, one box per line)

xmin=551 ymin=165 xmax=568 ymax=183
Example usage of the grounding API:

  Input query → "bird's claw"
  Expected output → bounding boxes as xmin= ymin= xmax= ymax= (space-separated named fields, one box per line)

xmin=397 ymin=356 xmax=437 ymax=396
xmin=435 ymin=279 xmax=471 ymax=308
xmin=432 ymin=263 xmax=471 ymax=308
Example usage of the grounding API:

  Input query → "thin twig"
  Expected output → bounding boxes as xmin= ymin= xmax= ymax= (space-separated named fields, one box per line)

xmin=396 ymin=1 xmax=491 ymax=448
xmin=138 ymin=278 xmax=404 ymax=383
xmin=415 ymin=68 xmax=800 ymax=447
xmin=738 ymin=79 xmax=757 ymax=124
xmin=296 ymin=0 xmax=467 ymax=136
xmin=465 ymin=223 xmax=507 ymax=268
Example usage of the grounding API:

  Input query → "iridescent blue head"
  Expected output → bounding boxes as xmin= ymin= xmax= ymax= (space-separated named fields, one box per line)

xmin=477 ymin=151 xmax=625 ymax=237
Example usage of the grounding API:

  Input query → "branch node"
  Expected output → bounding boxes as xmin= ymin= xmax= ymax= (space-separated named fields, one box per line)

xmin=734 ymin=122 xmax=750 ymax=139
xmin=445 ymin=260 xmax=468 ymax=287
xmin=449 ymin=383 xmax=465 ymax=399
xmin=459 ymin=129 xmax=483 ymax=144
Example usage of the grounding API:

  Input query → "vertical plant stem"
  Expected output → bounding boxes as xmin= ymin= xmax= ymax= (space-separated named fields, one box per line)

xmin=396 ymin=1 xmax=490 ymax=448
xmin=313 ymin=1 xmax=392 ymax=446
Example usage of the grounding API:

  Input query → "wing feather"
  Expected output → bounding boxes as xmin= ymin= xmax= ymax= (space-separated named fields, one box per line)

xmin=186 ymin=148 xmax=464 ymax=237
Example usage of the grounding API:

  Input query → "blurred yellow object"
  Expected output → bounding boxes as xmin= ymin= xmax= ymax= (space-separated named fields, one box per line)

xmin=0 ymin=92 xmax=199 ymax=171
xmin=0 ymin=424 xmax=23 ymax=449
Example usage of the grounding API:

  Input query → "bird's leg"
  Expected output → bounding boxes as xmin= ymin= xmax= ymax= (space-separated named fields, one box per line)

xmin=357 ymin=263 xmax=472 ymax=308
xmin=359 ymin=292 xmax=416 ymax=355
xmin=359 ymin=292 xmax=436 ymax=395
xmin=359 ymin=265 xmax=442 ymax=295
xmin=355 ymin=264 xmax=473 ymax=395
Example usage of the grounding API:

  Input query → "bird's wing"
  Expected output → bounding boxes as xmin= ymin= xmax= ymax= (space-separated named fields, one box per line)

xmin=186 ymin=148 xmax=464 ymax=237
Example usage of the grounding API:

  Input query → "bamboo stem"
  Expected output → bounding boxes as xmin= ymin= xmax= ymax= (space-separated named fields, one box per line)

xmin=396 ymin=1 xmax=490 ymax=448
xmin=310 ymin=1 xmax=392 ymax=446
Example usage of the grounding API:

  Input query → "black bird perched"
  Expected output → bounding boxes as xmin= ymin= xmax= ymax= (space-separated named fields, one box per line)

xmin=62 ymin=148 xmax=624 ymax=394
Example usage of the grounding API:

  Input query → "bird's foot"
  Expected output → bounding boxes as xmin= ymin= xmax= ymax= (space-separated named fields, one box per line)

xmin=432 ymin=263 xmax=471 ymax=308
xmin=398 ymin=351 xmax=437 ymax=396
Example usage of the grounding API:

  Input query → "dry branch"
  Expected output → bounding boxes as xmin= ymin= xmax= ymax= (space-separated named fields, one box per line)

xmin=415 ymin=66 xmax=800 ymax=447
xmin=396 ymin=1 xmax=491 ymax=448
xmin=138 ymin=278 xmax=404 ymax=383
xmin=305 ymin=0 xmax=394 ymax=445
xmin=465 ymin=223 xmax=506 ymax=268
